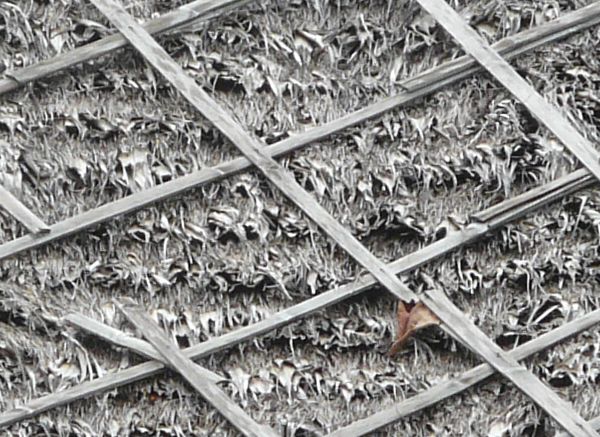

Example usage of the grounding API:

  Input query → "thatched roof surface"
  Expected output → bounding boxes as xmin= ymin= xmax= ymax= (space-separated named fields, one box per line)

xmin=1 ymin=0 xmax=600 ymax=435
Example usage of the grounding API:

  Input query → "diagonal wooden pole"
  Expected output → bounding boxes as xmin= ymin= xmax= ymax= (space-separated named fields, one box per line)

xmin=1 ymin=3 xmax=599 ymax=431
xmin=86 ymin=1 xmax=598 ymax=435
xmin=0 ymin=185 xmax=49 ymax=234
xmin=328 ymin=308 xmax=600 ymax=436
xmin=2 ymin=4 xmax=600 ymax=260
xmin=64 ymin=312 xmax=223 ymax=384
xmin=67 ymin=307 xmax=600 ymax=437
xmin=1 ymin=1 xmax=600 ymax=97
xmin=413 ymin=0 xmax=600 ymax=434
xmin=115 ymin=303 xmax=279 ymax=437
xmin=416 ymin=0 xmax=600 ymax=184
xmin=0 ymin=0 xmax=252 ymax=96
xmin=0 ymin=164 xmax=593 ymax=428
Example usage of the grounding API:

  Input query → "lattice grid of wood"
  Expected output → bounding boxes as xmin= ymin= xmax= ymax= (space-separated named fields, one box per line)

xmin=1 ymin=0 xmax=600 ymax=435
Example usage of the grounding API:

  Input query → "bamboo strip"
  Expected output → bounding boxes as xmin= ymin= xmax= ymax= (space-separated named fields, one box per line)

xmin=0 ymin=156 xmax=590 ymax=428
xmin=0 ymin=0 xmax=251 ymax=95
xmin=0 ymin=185 xmax=49 ymax=234
xmin=89 ymin=2 xmax=597 ymax=435
xmin=328 ymin=308 xmax=600 ymax=436
xmin=64 ymin=312 xmax=223 ymax=384
xmin=1 ymin=6 xmax=599 ymax=259
xmin=117 ymin=304 xmax=279 ymax=437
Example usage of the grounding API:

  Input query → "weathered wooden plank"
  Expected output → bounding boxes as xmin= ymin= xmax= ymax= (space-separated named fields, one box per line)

xmin=2 ymin=7 xmax=599 ymax=260
xmin=3 ymin=275 xmax=598 ymax=430
xmin=1 ymin=1 xmax=599 ymax=97
xmin=424 ymin=288 xmax=597 ymax=437
xmin=89 ymin=0 xmax=418 ymax=294
xmin=403 ymin=2 xmax=600 ymax=93
xmin=0 ymin=185 xmax=49 ymax=234
xmin=117 ymin=304 xmax=279 ymax=437
xmin=328 ymin=308 xmax=600 ymax=436
xmin=471 ymin=168 xmax=590 ymax=225
xmin=416 ymin=0 xmax=600 ymax=188
xmin=87 ymin=2 xmax=597 ymax=435
xmin=2 ymin=3 xmax=598 ymax=427
xmin=0 ymin=0 xmax=251 ymax=96
xmin=0 ymin=161 xmax=590 ymax=427
xmin=64 ymin=312 xmax=223 ymax=384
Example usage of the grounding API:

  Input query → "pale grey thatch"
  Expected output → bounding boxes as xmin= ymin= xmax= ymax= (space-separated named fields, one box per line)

xmin=1 ymin=0 xmax=600 ymax=435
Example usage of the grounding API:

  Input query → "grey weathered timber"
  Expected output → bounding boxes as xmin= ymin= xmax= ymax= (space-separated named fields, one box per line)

xmin=0 ymin=185 xmax=49 ymax=234
xmin=3 ymin=278 xmax=598 ymax=431
xmin=1 ymin=0 xmax=599 ymax=97
xmin=423 ymin=288 xmax=596 ymax=437
xmin=2 ymin=3 xmax=599 ymax=428
xmin=92 ymin=0 xmax=413 ymax=299
xmin=0 ymin=144 xmax=592 ymax=428
xmin=87 ymin=1 xmax=598 ymax=435
xmin=0 ymin=0 xmax=251 ymax=96
xmin=403 ymin=1 xmax=600 ymax=93
xmin=328 ymin=307 xmax=600 ymax=436
xmin=117 ymin=304 xmax=279 ymax=437
xmin=417 ymin=0 xmax=600 ymax=187
xmin=471 ymin=168 xmax=590 ymax=226
xmin=0 ymin=170 xmax=586 ymax=426
xmin=64 ymin=313 xmax=223 ymax=383
xmin=1 ymin=7 xmax=599 ymax=260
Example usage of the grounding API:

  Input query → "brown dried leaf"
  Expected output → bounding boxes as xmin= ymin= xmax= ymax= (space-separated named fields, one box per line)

xmin=388 ymin=301 xmax=440 ymax=356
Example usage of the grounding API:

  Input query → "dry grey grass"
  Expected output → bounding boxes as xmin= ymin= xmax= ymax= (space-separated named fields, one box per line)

xmin=1 ymin=0 xmax=600 ymax=435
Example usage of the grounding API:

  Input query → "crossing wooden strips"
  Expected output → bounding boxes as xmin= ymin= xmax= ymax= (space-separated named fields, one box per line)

xmin=402 ymin=1 xmax=600 ymax=92
xmin=416 ymin=0 xmax=600 ymax=186
xmin=90 ymin=0 xmax=424 ymax=296
xmin=64 ymin=312 xmax=223 ymax=384
xmin=414 ymin=1 xmax=600 ymax=434
xmin=328 ymin=307 xmax=600 ymax=436
xmin=1 ymin=0 xmax=599 ymax=97
xmin=0 ymin=1 xmax=598 ymax=433
xmin=1 ymin=9 xmax=599 ymax=261
xmin=86 ymin=1 xmax=598 ymax=435
xmin=0 ymin=149 xmax=593 ymax=428
xmin=61 ymin=307 xmax=600 ymax=436
xmin=5 ymin=284 xmax=599 ymax=430
xmin=422 ymin=288 xmax=597 ymax=437
xmin=0 ymin=185 xmax=49 ymax=234
xmin=116 ymin=304 xmax=279 ymax=437
xmin=0 ymin=0 xmax=251 ymax=95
